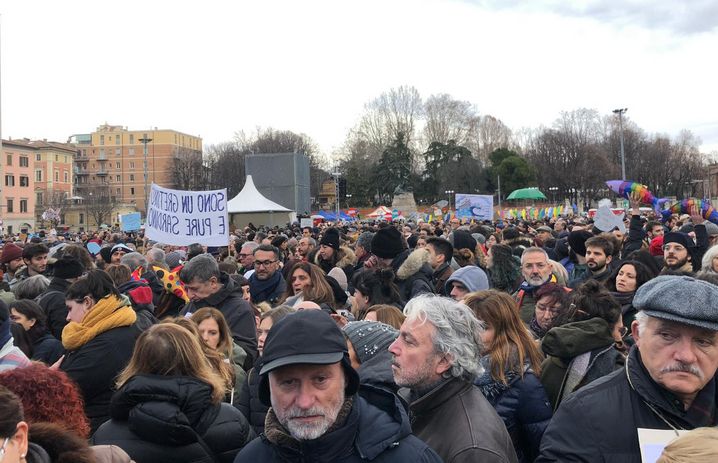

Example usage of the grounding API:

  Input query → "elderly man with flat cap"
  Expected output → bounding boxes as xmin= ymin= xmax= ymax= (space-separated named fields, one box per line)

xmin=235 ymin=309 xmax=442 ymax=462
xmin=537 ymin=275 xmax=718 ymax=462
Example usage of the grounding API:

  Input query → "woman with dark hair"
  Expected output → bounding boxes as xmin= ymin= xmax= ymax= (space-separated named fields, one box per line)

xmin=280 ymin=262 xmax=336 ymax=308
xmin=540 ymin=280 xmax=626 ymax=410
xmin=604 ymin=259 xmax=655 ymax=329
xmin=92 ymin=323 xmax=254 ymax=463
xmin=237 ymin=306 xmax=295 ymax=435
xmin=351 ymin=268 xmax=402 ymax=319
xmin=486 ymin=243 xmax=522 ymax=293
xmin=465 ymin=291 xmax=551 ymax=463
xmin=59 ymin=269 xmax=140 ymax=432
xmin=8 ymin=301 xmax=63 ymax=364
xmin=528 ymin=283 xmax=571 ymax=340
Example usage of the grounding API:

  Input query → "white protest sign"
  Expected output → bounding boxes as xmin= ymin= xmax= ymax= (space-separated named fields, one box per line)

xmin=637 ymin=428 xmax=689 ymax=463
xmin=145 ymin=184 xmax=229 ymax=246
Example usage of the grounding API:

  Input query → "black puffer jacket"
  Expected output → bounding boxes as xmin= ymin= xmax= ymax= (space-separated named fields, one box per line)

xmin=31 ymin=332 xmax=64 ymax=365
xmin=181 ymin=273 xmax=258 ymax=368
xmin=92 ymin=374 xmax=255 ymax=463
xmin=236 ymin=367 xmax=267 ymax=435
xmin=236 ymin=385 xmax=442 ymax=462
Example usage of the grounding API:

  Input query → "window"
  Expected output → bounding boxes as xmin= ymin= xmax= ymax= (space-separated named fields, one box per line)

xmin=115 ymin=135 xmax=120 ymax=145
xmin=5 ymin=175 xmax=14 ymax=187
xmin=100 ymin=135 xmax=105 ymax=145
xmin=129 ymin=174 xmax=135 ymax=181
xmin=116 ymin=175 xmax=121 ymax=182
xmin=116 ymin=188 xmax=121 ymax=195
xmin=55 ymin=154 xmax=59 ymax=161
xmin=99 ymin=148 xmax=105 ymax=158
xmin=130 ymin=187 xmax=135 ymax=195
xmin=115 ymin=148 xmax=121 ymax=156
xmin=64 ymin=171 xmax=69 ymax=183
xmin=36 ymin=153 xmax=41 ymax=161
xmin=129 ymin=162 xmax=135 ymax=169
xmin=82 ymin=149 xmax=87 ymax=157
xmin=79 ymin=213 xmax=84 ymax=224
xmin=20 ymin=199 xmax=27 ymax=213
xmin=6 ymin=199 xmax=13 ymax=213
xmin=54 ymin=171 xmax=59 ymax=182
xmin=6 ymin=154 xmax=11 ymax=166
xmin=128 ymin=148 xmax=135 ymax=156
xmin=19 ymin=156 xmax=28 ymax=167
xmin=19 ymin=176 xmax=29 ymax=187
xmin=35 ymin=170 xmax=42 ymax=182
xmin=36 ymin=192 xmax=43 ymax=205
xmin=116 ymin=162 xmax=121 ymax=169
xmin=129 ymin=134 xmax=134 ymax=144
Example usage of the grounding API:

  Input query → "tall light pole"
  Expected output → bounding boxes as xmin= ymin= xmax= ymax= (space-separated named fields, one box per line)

xmin=332 ymin=171 xmax=341 ymax=218
xmin=139 ymin=134 xmax=153 ymax=216
xmin=444 ymin=190 xmax=455 ymax=210
xmin=613 ymin=108 xmax=628 ymax=181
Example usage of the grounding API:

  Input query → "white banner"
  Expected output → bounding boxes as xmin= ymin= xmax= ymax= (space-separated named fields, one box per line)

xmin=145 ymin=184 xmax=229 ymax=246
xmin=455 ymin=194 xmax=494 ymax=221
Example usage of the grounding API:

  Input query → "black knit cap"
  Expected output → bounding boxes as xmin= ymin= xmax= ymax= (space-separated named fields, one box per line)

xmin=320 ymin=228 xmax=341 ymax=251
xmin=567 ymin=230 xmax=593 ymax=257
xmin=53 ymin=256 xmax=85 ymax=280
xmin=664 ymin=232 xmax=693 ymax=249
xmin=452 ymin=230 xmax=477 ymax=251
xmin=258 ymin=310 xmax=360 ymax=406
xmin=371 ymin=227 xmax=405 ymax=259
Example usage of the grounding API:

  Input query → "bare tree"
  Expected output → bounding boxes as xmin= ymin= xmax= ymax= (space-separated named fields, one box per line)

xmin=171 ymin=147 xmax=208 ymax=190
xmin=358 ymin=85 xmax=423 ymax=153
xmin=472 ymin=115 xmax=514 ymax=164
xmin=422 ymin=93 xmax=479 ymax=147
xmin=84 ymin=185 xmax=117 ymax=227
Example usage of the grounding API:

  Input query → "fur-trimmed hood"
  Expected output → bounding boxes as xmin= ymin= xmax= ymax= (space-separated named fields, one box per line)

xmin=313 ymin=245 xmax=356 ymax=269
xmin=396 ymin=248 xmax=431 ymax=280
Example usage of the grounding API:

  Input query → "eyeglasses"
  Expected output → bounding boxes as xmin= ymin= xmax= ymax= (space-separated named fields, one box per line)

xmin=0 ymin=437 xmax=9 ymax=462
xmin=255 ymin=260 xmax=278 ymax=268
xmin=619 ymin=326 xmax=629 ymax=338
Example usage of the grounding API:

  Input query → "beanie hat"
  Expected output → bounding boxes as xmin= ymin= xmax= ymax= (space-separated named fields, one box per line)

xmin=320 ymin=228 xmax=341 ymax=251
xmin=111 ymin=243 xmax=133 ymax=254
xmin=663 ymin=232 xmax=693 ymax=249
xmin=53 ymin=256 xmax=85 ymax=280
xmin=649 ymin=236 xmax=664 ymax=257
xmin=502 ymin=227 xmax=520 ymax=241
xmin=0 ymin=243 xmax=23 ymax=264
xmin=166 ymin=251 xmax=184 ymax=270
xmin=371 ymin=227 xmax=405 ymax=259
xmin=704 ymin=221 xmax=718 ymax=236
xmin=472 ymin=233 xmax=486 ymax=245
xmin=567 ymin=230 xmax=593 ymax=257
xmin=327 ymin=267 xmax=348 ymax=292
xmin=445 ymin=265 xmax=489 ymax=293
xmin=452 ymin=230 xmax=477 ymax=251
xmin=258 ymin=310 xmax=360 ymax=406
xmin=342 ymin=321 xmax=399 ymax=364
xmin=99 ymin=246 xmax=114 ymax=264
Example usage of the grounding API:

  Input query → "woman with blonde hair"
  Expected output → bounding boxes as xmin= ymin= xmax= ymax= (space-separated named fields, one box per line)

xmin=361 ymin=304 xmax=406 ymax=330
xmin=464 ymin=290 xmax=552 ymax=463
xmin=280 ymin=262 xmax=335 ymax=308
xmin=190 ymin=307 xmax=248 ymax=402
xmin=657 ymin=427 xmax=718 ymax=462
xmin=92 ymin=323 xmax=254 ymax=463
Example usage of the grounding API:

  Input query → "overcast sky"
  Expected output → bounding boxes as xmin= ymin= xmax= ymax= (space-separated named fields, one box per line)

xmin=2 ymin=0 xmax=717 ymax=159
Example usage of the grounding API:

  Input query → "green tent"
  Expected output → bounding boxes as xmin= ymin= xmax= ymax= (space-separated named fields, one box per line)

xmin=506 ymin=187 xmax=547 ymax=200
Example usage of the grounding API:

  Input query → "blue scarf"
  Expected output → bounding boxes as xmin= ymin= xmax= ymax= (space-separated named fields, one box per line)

xmin=249 ymin=270 xmax=285 ymax=304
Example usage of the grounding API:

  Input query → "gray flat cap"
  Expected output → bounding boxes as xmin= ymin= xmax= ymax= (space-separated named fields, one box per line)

xmin=634 ymin=275 xmax=718 ymax=331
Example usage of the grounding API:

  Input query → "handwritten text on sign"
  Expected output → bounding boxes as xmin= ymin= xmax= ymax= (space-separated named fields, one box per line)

xmin=145 ymin=184 xmax=229 ymax=246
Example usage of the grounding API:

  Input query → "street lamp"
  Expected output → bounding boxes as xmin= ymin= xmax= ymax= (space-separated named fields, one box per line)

xmin=345 ymin=194 xmax=352 ymax=208
xmin=548 ymin=186 xmax=559 ymax=203
xmin=613 ymin=108 xmax=628 ymax=181
xmin=139 ymin=134 xmax=153 ymax=215
xmin=444 ymin=190 xmax=455 ymax=210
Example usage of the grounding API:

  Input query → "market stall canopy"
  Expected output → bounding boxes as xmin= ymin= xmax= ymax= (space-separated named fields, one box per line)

xmin=367 ymin=206 xmax=393 ymax=218
xmin=506 ymin=187 xmax=547 ymax=201
xmin=227 ymin=175 xmax=293 ymax=213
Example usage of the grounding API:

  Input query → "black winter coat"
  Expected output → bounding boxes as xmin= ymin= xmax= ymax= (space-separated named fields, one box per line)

xmin=117 ymin=279 xmax=159 ymax=331
xmin=30 ymin=332 xmax=64 ymax=365
xmin=537 ymin=346 xmax=718 ymax=462
xmin=60 ymin=324 xmax=140 ymax=433
xmin=391 ymin=249 xmax=434 ymax=306
xmin=92 ymin=375 xmax=255 ymax=463
xmin=236 ymin=385 xmax=442 ymax=462
xmin=181 ymin=273 xmax=258 ymax=368
xmin=236 ymin=367 xmax=267 ymax=436
xmin=475 ymin=363 xmax=552 ymax=463
xmin=37 ymin=277 xmax=71 ymax=339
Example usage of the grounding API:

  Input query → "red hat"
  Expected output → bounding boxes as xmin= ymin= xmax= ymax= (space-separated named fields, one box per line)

xmin=0 ymin=243 xmax=23 ymax=264
xmin=649 ymin=235 xmax=664 ymax=257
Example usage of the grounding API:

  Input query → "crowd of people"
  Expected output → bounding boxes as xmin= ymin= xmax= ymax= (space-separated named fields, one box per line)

xmin=1 ymin=193 xmax=718 ymax=462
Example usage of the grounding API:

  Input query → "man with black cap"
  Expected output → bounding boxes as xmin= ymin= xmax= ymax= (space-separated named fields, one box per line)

xmin=538 ymin=275 xmax=718 ymax=462
xmin=662 ymin=232 xmax=697 ymax=274
xmin=368 ymin=226 xmax=433 ymax=306
xmin=37 ymin=254 xmax=86 ymax=338
xmin=315 ymin=228 xmax=356 ymax=283
xmin=235 ymin=310 xmax=442 ymax=462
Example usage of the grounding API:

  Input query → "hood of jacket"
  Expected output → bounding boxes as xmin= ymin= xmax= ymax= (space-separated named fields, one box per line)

xmin=313 ymin=245 xmax=357 ymax=269
xmin=110 ymin=374 xmax=220 ymax=446
xmin=118 ymin=280 xmax=155 ymax=314
xmin=204 ymin=272 xmax=243 ymax=306
xmin=542 ymin=317 xmax=615 ymax=359
xmin=394 ymin=248 xmax=431 ymax=281
xmin=357 ymin=349 xmax=399 ymax=393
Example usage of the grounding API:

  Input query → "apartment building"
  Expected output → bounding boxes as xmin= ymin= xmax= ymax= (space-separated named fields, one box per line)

xmin=0 ymin=140 xmax=37 ymax=234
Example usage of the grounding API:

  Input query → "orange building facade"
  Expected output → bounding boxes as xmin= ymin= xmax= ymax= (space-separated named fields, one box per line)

xmin=1 ymin=140 xmax=37 ymax=234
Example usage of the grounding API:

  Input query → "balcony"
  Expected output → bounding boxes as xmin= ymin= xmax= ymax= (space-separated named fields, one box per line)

xmin=96 ymin=170 xmax=108 ymax=176
xmin=74 ymin=167 xmax=89 ymax=175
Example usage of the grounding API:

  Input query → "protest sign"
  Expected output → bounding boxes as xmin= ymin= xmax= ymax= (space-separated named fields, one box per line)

xmin=120 ymin=212 xmax=142 ymax=231
xmin=455 ymin=194 xmax=494 ymax=221
xmin=145 ymin=184 xmax=229 ymax=246
xmin=637 ymin=428 xmax=688 ymax=462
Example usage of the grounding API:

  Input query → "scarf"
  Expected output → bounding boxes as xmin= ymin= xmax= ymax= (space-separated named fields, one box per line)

xmin=249 ymin=270 xmax=283 ymax=303
xmin=475 ymin=352 xmax=529 ymax=402
xmin=264 ymin=396 xmax=355 ymax=451
xmin=519 ymin=274 xmax=558 ymax=295
xmin=62 ymin=294 xmax=137 ymax=350
xmin=609 ymin=291 xmax=635 ymax=314
xmin=529 ymin=316 xmax=549 ymax=339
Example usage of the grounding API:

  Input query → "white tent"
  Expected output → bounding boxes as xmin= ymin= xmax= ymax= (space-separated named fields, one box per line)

xmin=227 ymin=175 xmax=296 ymax=227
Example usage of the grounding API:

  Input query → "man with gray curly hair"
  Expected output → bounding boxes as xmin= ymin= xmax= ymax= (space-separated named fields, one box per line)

xmin=389 ymin=294 xmax=517 ymax=463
